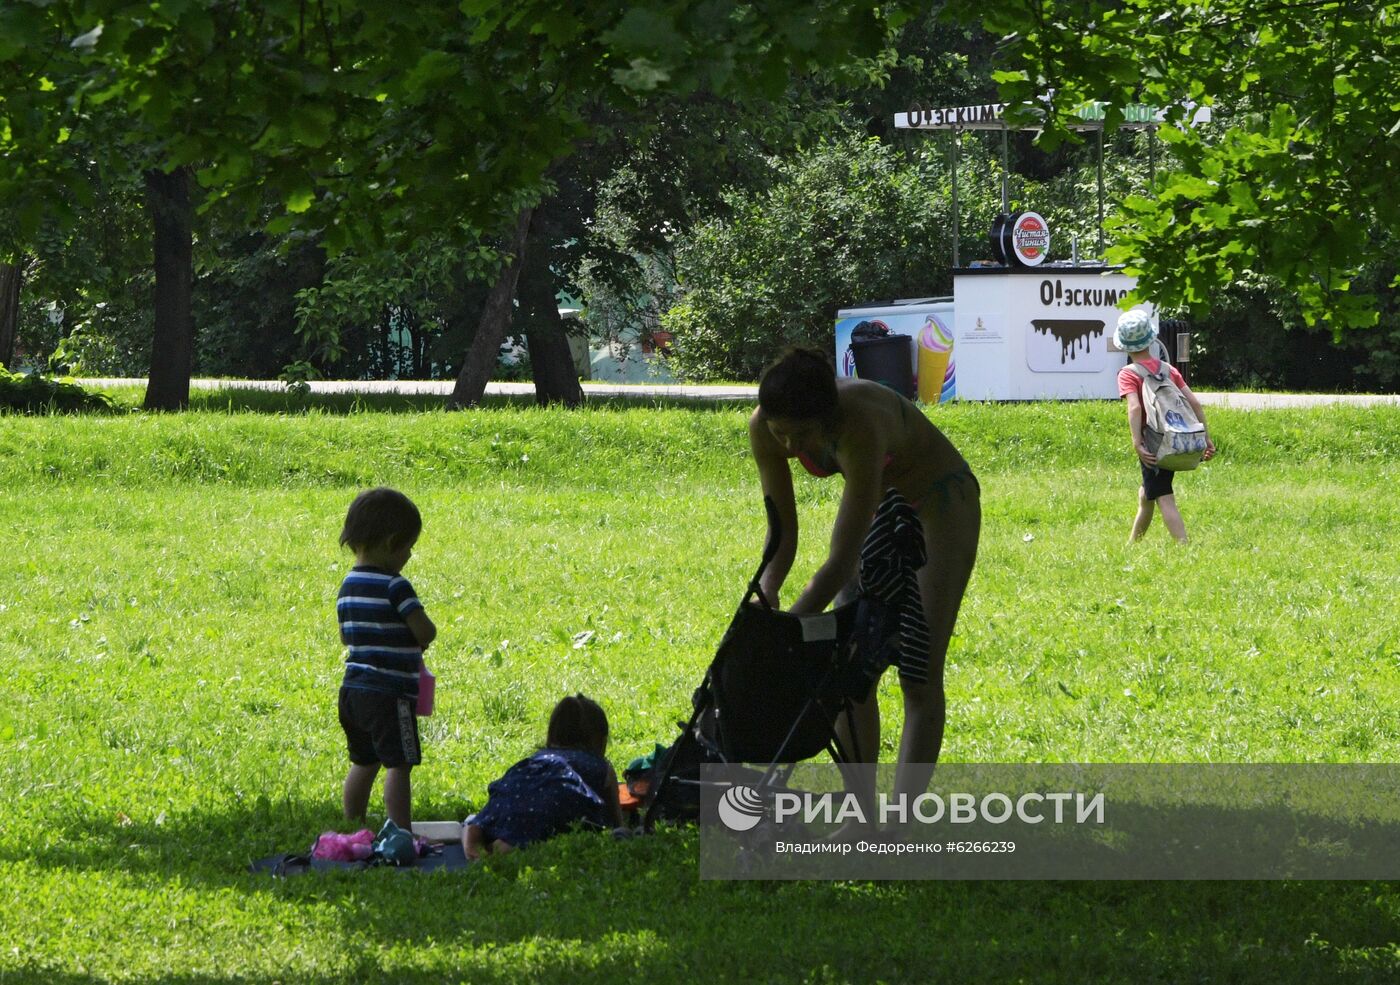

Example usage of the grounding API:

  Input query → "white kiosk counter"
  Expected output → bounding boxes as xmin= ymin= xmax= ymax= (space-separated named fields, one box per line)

xmin=953 ymin=264 xmax=1143 ymax=400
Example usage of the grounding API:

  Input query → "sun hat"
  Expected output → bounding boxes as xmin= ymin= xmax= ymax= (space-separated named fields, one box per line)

xmin=1113 ymin=309 xmax=1157 ymax=352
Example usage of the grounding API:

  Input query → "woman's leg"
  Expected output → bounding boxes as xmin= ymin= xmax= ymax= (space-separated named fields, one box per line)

xmin=896 ymin=483 xmax=980 ymax=802
xmin=832 ymin=690 xmax=880 ymax=829
xmin=833 ymin=689 xmax=880 ymax=764
xmin=833 ymin=579 xmax=881 ymax=822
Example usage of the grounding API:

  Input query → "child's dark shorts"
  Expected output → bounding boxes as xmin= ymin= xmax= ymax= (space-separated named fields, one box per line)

xmin=1140 ymin=462 xmax=1175 ymax=501
xmin=339 ymin=686 xmax=421 ymax=768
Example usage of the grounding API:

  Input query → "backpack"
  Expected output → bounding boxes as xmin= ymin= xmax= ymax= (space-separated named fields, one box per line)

xmin=1128 ymin=362 xmax=1207 ymax=471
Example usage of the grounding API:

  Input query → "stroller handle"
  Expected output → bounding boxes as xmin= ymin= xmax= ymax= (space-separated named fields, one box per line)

xmin=747 ymin=495 xmax=782 ymax=609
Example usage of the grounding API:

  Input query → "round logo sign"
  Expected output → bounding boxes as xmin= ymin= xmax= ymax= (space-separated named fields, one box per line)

xmin=717 ymin=785 xmax=767 ymax=832
xmin=1011 ymin=211 xmax=1050 ymax=266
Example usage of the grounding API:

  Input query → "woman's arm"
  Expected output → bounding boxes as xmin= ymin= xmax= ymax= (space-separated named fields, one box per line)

xmin=788 ymin=431 xmax=883 ymax=615
xmin=749 ymin=410 xmax=798 ymax=607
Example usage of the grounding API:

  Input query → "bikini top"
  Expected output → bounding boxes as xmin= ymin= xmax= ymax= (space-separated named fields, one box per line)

xmin=796 ymin=447 xmax=895 ymax=478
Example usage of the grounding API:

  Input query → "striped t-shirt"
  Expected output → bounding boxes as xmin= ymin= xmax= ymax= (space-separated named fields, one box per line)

xmin=337 ymin=566 xmax=424 ymax=698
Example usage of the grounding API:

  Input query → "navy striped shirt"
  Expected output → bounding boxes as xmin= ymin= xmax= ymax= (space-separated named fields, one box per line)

xmin=337 ymin=566 xmax=424 ymax=698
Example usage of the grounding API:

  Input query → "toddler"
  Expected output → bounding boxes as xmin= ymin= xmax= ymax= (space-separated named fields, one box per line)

xmin=464 ymin=694 xmax=624 ymax=859
xmin=337 ymin=487 xmax=437 ymax=829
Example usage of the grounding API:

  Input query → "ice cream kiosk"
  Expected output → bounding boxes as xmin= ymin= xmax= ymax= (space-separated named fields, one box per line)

xmin=858 ymin=97 xmax=1211 ymax=400
xmin=950 ymin=215 xmax=1142 ymax=400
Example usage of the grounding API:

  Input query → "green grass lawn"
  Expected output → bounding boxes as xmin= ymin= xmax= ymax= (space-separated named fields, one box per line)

xmin=2 ymin=395 xmax=1399 ymax=983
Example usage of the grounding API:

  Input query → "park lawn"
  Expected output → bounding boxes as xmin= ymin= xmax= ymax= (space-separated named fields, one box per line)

xmin=2 ymin=396 xmax=1399 ymax=983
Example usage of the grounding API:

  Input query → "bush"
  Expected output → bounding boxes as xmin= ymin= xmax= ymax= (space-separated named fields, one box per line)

xmin=0 ymin=367 xmax=117 ymax=414
xmin=662 ymin=134 xmax=1001 ymax=382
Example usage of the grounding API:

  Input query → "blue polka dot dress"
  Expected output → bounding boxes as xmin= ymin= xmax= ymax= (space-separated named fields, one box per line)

xmin=468 ymin=747 xmax=611 ymax=849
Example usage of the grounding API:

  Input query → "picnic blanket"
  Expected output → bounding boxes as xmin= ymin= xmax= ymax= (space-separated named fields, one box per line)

xmin=249 ymin=841 xmax=470 ymax=876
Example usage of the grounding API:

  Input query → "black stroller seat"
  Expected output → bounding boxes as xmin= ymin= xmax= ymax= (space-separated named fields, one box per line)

xmin=712 ymin=590 xmax=882 ymax=764
xmin=644 ymin=495 xmax=907 ymax=828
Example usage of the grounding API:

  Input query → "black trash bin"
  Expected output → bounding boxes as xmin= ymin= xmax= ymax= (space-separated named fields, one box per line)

xmin=851 ymin=334 xmax=914 ymax=399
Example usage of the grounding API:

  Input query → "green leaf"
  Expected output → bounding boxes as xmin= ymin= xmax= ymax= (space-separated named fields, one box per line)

xmin=402 ymin=50 xmax=459 ymax=98
xmin=604 ymin=9 xmax=683 ymax=55
xmin=612 ymin=57 xmax=672 ymax=92
xmin=290 ymin=104 xmax=335 ymax=149
xmin=285 ymin=187 xmax=316 ymax=214
xmin=1227 ymin=182 xmax=1258 ymax=213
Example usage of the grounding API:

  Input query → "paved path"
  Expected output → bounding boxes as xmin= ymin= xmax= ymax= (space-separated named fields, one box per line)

xmin=84 ymin=378 xmax=760 ymax=402
xmin=1193 ymin=392 xmax=1400 ymax=409
xmin=82 ymin=378 xmax=1400 ymax=409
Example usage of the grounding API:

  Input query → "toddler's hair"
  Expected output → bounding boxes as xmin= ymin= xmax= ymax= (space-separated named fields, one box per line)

xmin=758 ymin=346 xmax=839 ymax=421
xmin=340 ymin=487 xmax=422 ymax=551
xmin=546 ymin=694 xmax=609 ymax=758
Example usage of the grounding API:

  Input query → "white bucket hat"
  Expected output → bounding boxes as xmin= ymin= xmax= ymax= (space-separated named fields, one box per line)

xmin=1113 ymin=309 xmax=1157 ymax=352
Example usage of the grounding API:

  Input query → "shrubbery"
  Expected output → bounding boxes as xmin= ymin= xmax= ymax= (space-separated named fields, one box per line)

xmin=0 ymin=367 xmax=116 ymax=414
xmin=661 ymin=135 xmax=1000 ymax=382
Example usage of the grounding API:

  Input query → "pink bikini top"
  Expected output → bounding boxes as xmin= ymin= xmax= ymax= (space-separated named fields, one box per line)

xmin=796 ymin=448 xmax=894 ymax=478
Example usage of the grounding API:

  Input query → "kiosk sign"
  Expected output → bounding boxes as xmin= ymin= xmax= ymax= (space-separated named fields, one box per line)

xmin=1011 ymin=212 xmax=1049 ymax=266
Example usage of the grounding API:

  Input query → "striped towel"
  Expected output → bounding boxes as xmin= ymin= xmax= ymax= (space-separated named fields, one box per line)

xmin=858 ymin=489 xmax=930 ymax=681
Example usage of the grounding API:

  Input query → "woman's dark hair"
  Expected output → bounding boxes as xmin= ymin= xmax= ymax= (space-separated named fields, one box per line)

xmin=758 ymin=347 xmax=839 ymax=422
xmin=340 ymin=487 xmax=422 ymax=551
xmin=546 ymin=694 xmax=609 ymax=757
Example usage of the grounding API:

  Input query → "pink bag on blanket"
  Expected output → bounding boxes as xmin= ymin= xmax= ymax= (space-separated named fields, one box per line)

xmin=312 ymin=828 xmax=374 ymax=862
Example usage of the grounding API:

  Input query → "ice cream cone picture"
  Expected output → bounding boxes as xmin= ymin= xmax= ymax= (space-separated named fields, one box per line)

xmin=917 ymin=315 xmax=955 ymax=403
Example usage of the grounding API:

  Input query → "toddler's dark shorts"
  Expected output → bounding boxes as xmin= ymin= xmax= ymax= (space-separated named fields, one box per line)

xmin=339 ymin=686 xmax=421 ymax=768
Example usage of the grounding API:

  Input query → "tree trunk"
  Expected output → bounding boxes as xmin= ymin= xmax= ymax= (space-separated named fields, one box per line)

xmin=520 ymin=260 xmax=583 ymax=407
xmin=143 ymin=166 xmax=195 ymax=411
xmin=448 ymin=206 xmax=533 ymax=409
xmin=525 ymin=320 xmax=582 ymax=406
xmin=0 ymin=261 xmax=21 ymax=369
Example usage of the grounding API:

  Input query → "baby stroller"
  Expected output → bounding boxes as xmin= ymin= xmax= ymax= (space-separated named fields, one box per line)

xmin=643 ymin=496 xmax=902 ymax=829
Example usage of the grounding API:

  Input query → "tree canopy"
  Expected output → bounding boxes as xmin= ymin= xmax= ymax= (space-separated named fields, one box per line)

xmin=973 ymin=0 xmax=1400 ymax=332
xmin=3 ymin=1 xmax=1397 ymax=398
xmin=1 ymin=1 xmax=905 ymax=249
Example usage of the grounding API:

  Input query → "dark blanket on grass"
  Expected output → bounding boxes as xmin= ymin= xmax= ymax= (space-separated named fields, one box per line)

xmin=250 ymin=842 xmax=470 ymax=875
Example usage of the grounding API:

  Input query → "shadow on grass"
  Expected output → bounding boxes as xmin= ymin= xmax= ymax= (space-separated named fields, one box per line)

xmin=8 ymin=798 xmax=1400 ymax=983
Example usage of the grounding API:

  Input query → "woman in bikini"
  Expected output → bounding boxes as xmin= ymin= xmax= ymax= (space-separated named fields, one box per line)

xmin=749 ymin=347 xmax=980 ymax=802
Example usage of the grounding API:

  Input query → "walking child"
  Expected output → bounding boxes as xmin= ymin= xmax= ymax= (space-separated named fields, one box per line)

xmin=1115 ymin=310 xmax=1215 ymax=544
xmin=336 ymin=487 xmax=437 ymax=829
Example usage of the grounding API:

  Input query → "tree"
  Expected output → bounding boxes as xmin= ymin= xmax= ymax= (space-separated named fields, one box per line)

xmin=4 ymin=2 xmax=925 ymax=406
xmin=449 ymin=208 xmax=535 ymax=408
xmin=0 ymin=263 xmax=20 ymax=368
xmin=663 ymin=134 xmax=1003 ymax=380
xmin=1 ymin=2 xmax=340 ymax=406
xmin=1 ymin=153 xmax=153 ymax=376
xmin=965 ymin=0 xmax=1400 ymax=332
